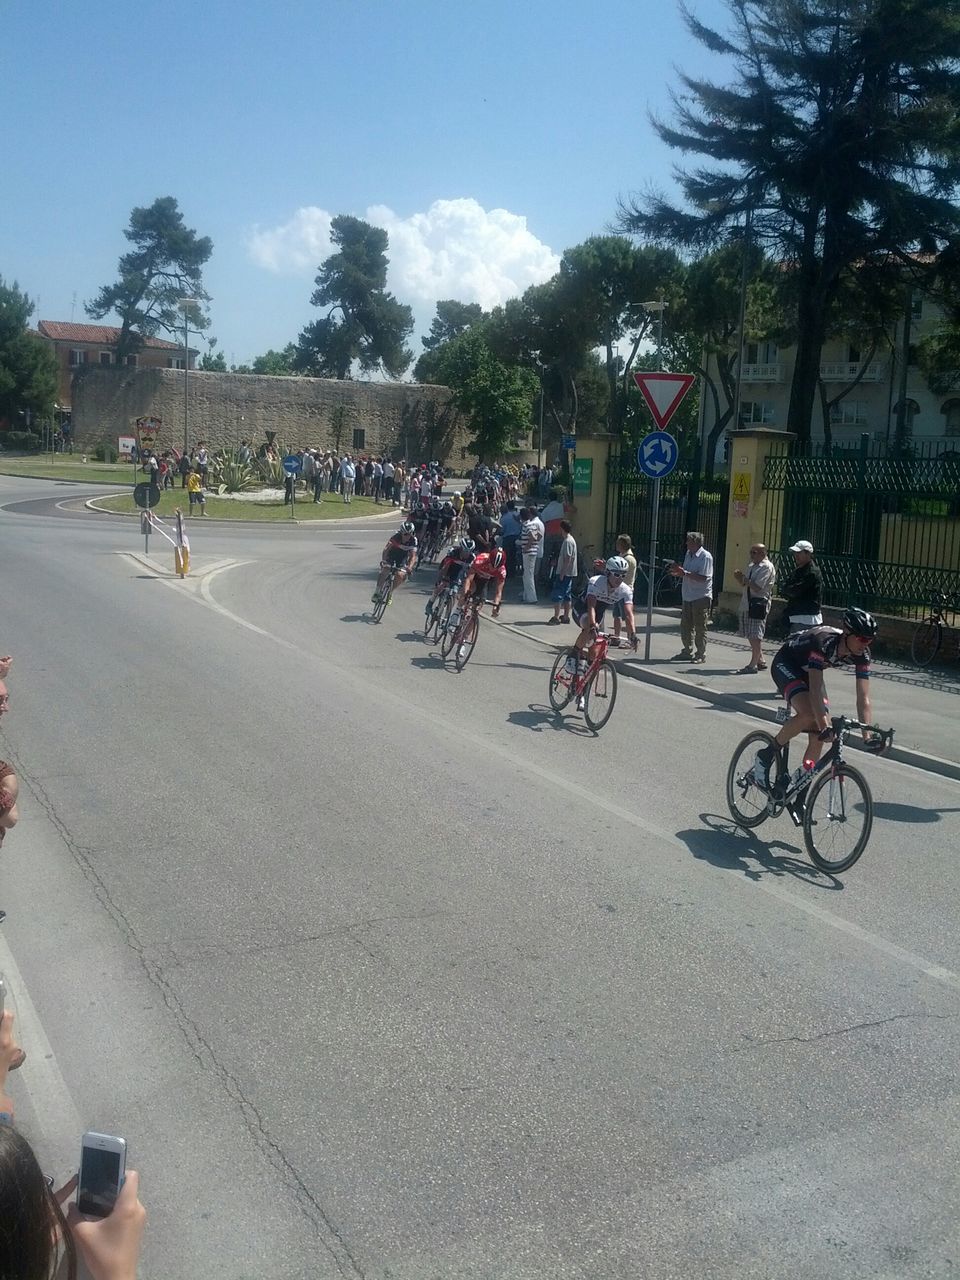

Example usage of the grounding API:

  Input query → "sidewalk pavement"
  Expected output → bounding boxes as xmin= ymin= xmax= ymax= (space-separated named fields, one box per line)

xmin=495 ymin=588 xmax=960 ymax=782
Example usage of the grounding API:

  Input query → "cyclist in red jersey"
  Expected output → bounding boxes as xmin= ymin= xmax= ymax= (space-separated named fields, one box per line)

xmin=457 ymin=547 xmax=507 ymax=617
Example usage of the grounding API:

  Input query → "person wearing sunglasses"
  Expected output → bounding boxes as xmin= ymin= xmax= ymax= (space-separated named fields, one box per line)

xmin=754 ymin=607 xmax=886 ymax=788
xmin=569 ymin=557 xmax=638 ymax=688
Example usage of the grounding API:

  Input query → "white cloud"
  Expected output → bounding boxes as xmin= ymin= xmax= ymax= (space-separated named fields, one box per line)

xmin=247 ymin=197 xmax=559 ymax=313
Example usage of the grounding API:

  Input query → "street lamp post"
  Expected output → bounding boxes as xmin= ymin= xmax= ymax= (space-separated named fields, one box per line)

xmin=177 ymin=298 xmax=197 ymax=456
xmin=640 ymin=297 xmax=667 ymax=368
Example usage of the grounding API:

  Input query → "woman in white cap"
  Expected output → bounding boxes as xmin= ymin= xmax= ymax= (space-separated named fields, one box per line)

xmin=780 ymin=540 xmax=823 ymax=633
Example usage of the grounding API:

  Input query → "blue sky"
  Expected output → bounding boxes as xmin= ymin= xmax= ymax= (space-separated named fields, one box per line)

xmin=4 ymin=0 xmax=727 ymax=368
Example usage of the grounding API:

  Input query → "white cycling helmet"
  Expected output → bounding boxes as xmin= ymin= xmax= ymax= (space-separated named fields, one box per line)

xmin=605 ymin=556 xmax=629 ymax=575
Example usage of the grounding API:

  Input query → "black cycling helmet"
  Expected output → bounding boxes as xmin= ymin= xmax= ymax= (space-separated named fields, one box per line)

xmin=842 ymin=606 xmax=878 ymax=638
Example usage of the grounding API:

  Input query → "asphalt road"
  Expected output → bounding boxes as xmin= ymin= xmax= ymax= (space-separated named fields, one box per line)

xmin=1 ymin=475 xmax=958 ymax=1280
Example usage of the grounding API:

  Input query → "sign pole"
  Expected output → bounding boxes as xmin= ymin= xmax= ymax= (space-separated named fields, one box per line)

xmin=645 ymin=477 xmax=660 ymax=662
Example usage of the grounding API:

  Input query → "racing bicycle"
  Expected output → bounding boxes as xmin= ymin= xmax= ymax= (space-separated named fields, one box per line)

xmin=441 ymin=589 xmax=485 ymax=672
xmin=548 ymin=628 xmax=635 ymax=731
xmin=726 ymin=715 xmax=895 ymax=873
xmin=371 ymin=561 xmax=410 ymax=623
xmin=911 ymin=589 xmax=959 ymax=668
xmin=424 ymin=582 xmax=458 ymax=643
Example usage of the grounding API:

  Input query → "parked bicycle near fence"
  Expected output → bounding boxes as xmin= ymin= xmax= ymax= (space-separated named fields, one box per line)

xmin=911 ymin=589 xmax=960 ymax=668
xmin=726 ymin=714 xmax=894 ymax=873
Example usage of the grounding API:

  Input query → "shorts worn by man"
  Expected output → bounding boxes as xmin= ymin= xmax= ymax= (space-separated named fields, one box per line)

xmin=669 ymin=531 xmax=713 ymax=663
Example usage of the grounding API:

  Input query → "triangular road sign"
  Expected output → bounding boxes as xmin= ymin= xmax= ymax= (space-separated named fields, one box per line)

xmin=633 ymin=371 xmax=696 ymax=429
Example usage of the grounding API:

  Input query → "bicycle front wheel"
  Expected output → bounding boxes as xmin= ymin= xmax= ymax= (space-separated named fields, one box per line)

xmin=454 ymin=613 xmax=479 ymax=671
xmin=911 ymin=617 xmax=942 ymax=668
xmin=803 ymin=763 xmax=873 ymax=874
xmin=726 ymin=730 xmax=778 ymax=828
xmin=548 ymin=649 xmax=576 ymax=711
xmin=583 ymin=660 xmax=618 ymax=730
xmin=371 ymin=588 xmax=389 ymax=624
xmin=440 ymin=614 xmax=459 ymax=659
xmin=431 ymin=596 xmax=452 ymax=644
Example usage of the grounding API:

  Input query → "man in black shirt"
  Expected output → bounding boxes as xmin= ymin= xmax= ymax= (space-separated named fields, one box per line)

xmin=780 ymin=540 xmax=823 ymax=633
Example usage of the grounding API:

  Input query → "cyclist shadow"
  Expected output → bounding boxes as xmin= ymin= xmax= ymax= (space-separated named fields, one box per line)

xmin=393 ymin=631 xmax=426 ymax=643
xmin=676 ymin=814 xmax=842 ymax=888
xmin=507 ymin=703 xmax=594 ymax=737
xmin=340 ymin=613 xmax=371 ymax=624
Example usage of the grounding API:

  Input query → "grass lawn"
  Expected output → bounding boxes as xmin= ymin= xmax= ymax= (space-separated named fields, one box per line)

xmin=0 ymin=455 xmax=140 ymax=485
xmin=91 ymin=489 xmax=394 ymax=521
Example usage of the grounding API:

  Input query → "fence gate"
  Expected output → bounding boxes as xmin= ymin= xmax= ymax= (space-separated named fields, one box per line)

xmin=604 ymin=441 xmax=729 ymax=596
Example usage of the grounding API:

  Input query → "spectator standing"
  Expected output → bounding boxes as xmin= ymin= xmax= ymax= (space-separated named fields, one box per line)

xmin=669 ymin=531 xmax=714 ymax=663
xmin=195 ymin=443 xmax=209 ymax=489
xmin=548 ymin=520 xmax=578 ymax=624
xmin=383 ymin=458 xmax=395 ymax=504
xmin=301 ymin=448 xmax=316 ymax=496
xmin=178 ymin=452 xmax=192 ymax=487
xmin=186 ymin=468 xmax=206 ymax=515
xmin=612 ymin=535 xmax=638 ymax=645
xmin=780 ymin=539 xmax=823 ymax=633
xmin=734 ymin=543 xmax=777 ymax=672
xmin=520 ymin=507 xmax=543 ymax=603
xmin=373 ymin=457 xmax=384 ymax=502
xmin=499 ymin=502 xmax=522 ymax=576
xmin=340 ymin=454 xmax=356 ymax=502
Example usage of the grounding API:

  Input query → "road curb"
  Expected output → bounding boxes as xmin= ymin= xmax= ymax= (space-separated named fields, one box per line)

xmin=82 ymin=493 xmax=399 ymax=526
xmin=488 ymin=612 xmax=960 ymax=784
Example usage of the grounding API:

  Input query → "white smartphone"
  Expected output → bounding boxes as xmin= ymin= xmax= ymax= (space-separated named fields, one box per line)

xmin=78 ymin=1131 xmax=126 ymax=1218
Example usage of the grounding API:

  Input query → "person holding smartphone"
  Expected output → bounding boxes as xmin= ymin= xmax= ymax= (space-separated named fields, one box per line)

xmin=0 ymin=1008 xmax=147 ymax=1280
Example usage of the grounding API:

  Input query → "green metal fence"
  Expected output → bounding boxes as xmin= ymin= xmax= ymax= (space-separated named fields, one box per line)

xmin=604 ymin=442 xmax=729 ymax=599
xmin=762 ymin=435 xmax=960 ymax=619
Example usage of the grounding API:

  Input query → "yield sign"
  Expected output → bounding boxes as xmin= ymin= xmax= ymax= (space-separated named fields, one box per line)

xmin=633 ymin=371 xmax=696 ymax=429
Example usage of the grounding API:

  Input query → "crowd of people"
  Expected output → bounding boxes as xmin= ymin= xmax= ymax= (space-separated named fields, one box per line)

xmin=0 ymin=656 xmax=147 ymax=1278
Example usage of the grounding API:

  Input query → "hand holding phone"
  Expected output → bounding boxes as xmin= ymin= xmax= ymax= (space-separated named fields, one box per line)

xmin=68 ymin=1167 xmax=146 ymax=1280
xmin=77 ymin=1132 xmax=126 ymax=1219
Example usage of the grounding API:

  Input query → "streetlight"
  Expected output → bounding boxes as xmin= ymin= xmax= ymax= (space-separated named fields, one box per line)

xmin=531 ymin=351 xmax=545 ymax=468
xmin=176 ymin=298 xmax=197 ymax=455
xmin=640 ymin=297 xmax=667 ymax=369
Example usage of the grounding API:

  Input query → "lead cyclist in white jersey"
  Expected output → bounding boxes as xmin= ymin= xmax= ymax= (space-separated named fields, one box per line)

xmin=569 ymin=556 xmax=638 ymax=677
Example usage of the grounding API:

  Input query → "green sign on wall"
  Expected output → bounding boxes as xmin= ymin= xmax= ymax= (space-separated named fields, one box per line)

xmin=573 ymin=457 xmax=593 ymax=495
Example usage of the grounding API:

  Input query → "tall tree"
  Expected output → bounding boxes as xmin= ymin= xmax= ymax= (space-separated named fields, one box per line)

xmin=431 ymin=326 xmax=538 ymax=461
xmin=414 ymin=300 xmax=485 ymax=382
xmin=0 ymin=279 xmax=57 ymax=426
xmin=252 ymin=344 xmax=298 ymax=376
xmin=295 ymin=215 xmax=414 ymax=379
xmin=87 ymin=197 xmax=212 ymax=360
xmin=619 ymin=0 xmax=960 ymax=445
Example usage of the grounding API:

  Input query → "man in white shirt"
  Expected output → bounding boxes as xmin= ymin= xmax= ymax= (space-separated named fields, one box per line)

xmin=339 ymin=455 xmax=356 ymax=502
xmin=668 ymin=531 xmax=714 ymax=664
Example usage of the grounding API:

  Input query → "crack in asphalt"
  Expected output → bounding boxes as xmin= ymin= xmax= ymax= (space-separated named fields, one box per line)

xmin=743 ymin=1010 xmax=954 ymax=1046
xmin=11 ymin=749 xmax=367 ymax=1279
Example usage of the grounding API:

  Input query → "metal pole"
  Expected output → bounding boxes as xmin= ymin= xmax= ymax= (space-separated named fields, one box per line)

xmin=537 ymin=371 xmax=544 ymax=469
xmin=732 ymin=207 xmax=752 ymax=435
xmin=644 ymin=477 xmax=661 ymax=662
xmin=183 ymin=309 xmax=189 ymax=456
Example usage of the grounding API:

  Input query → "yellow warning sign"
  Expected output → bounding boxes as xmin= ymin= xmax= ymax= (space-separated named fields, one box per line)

xmin=733 ymin=471 xmax=751 ymax=501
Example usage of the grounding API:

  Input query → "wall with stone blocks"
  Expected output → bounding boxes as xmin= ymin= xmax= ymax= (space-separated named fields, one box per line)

xmin=72 ymin=366 xmax=474 ymax=464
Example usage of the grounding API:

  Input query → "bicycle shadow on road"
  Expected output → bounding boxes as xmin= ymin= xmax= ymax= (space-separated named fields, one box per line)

xmin=339 ymin=613 xmax=371 ymax=624
xmin=676 ymin=813 xmax=842 ymax=889
xmin=507 ymin=704 xmax=594 ymax=737
xmin=871 ymin=800 xmax=960 ymax=823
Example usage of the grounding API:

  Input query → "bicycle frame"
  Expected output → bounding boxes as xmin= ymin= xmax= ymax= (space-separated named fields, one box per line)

xmin=554 ymin=629 xmax=609 ymax=698
xmin=765 ymin=715 xmax=894 ymax=818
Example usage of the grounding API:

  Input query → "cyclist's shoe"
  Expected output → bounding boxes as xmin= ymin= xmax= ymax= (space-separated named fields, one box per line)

xmin=753 ymin=745 xmax=776 ymax=789
xmin=371 ymin=591 xmax=382 ymax=604
xmin=564 ymin=654 xmax=577 ymax=675
xmin=448 ymin=608 xmax=461 ymax=629
xmin=576 ymin=696 xmax=586 ymax=712
xmin=785 ymin=793 xmax=806 ymax=826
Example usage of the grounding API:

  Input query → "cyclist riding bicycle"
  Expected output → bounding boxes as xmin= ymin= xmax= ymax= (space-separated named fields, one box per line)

xmin=569 ymin=558 xmax=638 ymax=678
xmin=451 ymin=491 xmax=465 ymax=518
xmin=373 ymin=522 xmax=418 ymax=603
xmin=425 ymin=537 xmax=476 ymax=617
xmin=454 ymin=547 xmax=507 ymax=620
xmin=755 ymin=606 xmax=886 ymax=787
xmin=440 ymin=499 xmax=456 ymax=535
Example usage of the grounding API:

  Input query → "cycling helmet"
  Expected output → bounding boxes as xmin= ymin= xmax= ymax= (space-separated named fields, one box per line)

xmin=432 ymin=498 xmax=441 ymax=508
xmin=459 ymin=537 xmax=476 ymax=554
xmin=605 ymin=555 xmax=630 ymax=575
xmin=401 ymin=521 xmax=415 ymax=534
xmin=842 ymin=606 xmax=878 ymax=637
xmin=490 ymin=549 xmax=505 ymax=569
xmin=454 ymin=490 xmax=461 ymax=497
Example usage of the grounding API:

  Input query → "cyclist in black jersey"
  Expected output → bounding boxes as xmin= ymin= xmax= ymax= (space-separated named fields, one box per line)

xmin=373 ymin=522 xmax=418 ymax=603
xmin=755 ymin=606 xmax=884 ymax=785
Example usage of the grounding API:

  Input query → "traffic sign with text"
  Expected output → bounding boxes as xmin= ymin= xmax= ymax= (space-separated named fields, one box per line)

xmin=633 ymin=371 xmax=696 ymax=429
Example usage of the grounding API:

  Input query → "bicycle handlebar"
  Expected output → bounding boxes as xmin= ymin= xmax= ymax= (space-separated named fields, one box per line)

xmin=818 ymin=716 xmax=895 ymax=748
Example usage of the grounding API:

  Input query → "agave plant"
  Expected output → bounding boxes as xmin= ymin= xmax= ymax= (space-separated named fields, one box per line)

xmin=219 ymin=459 xmax=256 ymax=493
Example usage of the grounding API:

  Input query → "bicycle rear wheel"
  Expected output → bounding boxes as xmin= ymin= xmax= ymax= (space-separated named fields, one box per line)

xmin=454 ymin=613 xmax=479 ymax=671
xmin=583 ymin=660 xmax=618 ymax=730
xmin=911 ymin=617 xmax=942 ymax=668
xmin=726 ymin=730 xmax=779 ymax=828
xmin=548 ymin=649 xmax=576 ymax=711
xmin=802 ymin=763 xmax=872 ymax=874
xmin=655 ymin=573 xmax=681 ymax=609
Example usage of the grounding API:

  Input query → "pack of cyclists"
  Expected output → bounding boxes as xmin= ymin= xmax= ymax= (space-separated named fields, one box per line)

xmin=371 ymin=481 xmax=888 ymax=755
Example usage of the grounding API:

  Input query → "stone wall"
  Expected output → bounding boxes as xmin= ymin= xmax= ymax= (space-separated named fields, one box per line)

xmin=71 ymin=365 xmax=473 ymax=465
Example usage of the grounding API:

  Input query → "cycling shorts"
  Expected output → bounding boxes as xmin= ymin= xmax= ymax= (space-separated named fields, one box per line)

xmin=386 ymin=548 xmax=410 ymax=570
xmin=770 ymin=656 xmax=830 ymax=707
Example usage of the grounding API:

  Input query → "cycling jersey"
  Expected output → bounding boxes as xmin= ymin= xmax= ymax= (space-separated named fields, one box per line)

xmin=385 ymin=532 xmax=417 ymax=566
xmin=573 ymin=574 xmax=634 ymax=626
xmin=438 ymin=552 xmax=474 ymax=584
xmin=771 ymin=626 xmax=870 ymax=703
xmin=470 ymin=552 xmax=507 ymax=583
